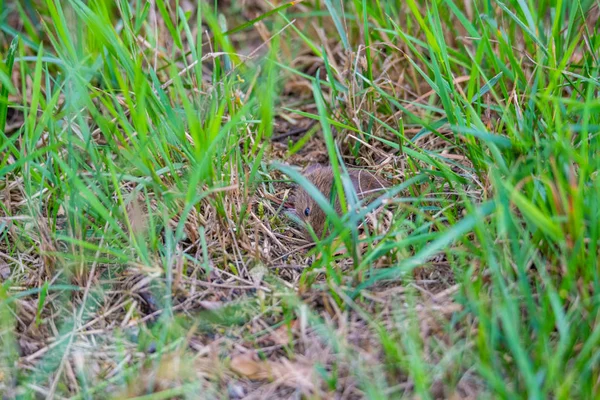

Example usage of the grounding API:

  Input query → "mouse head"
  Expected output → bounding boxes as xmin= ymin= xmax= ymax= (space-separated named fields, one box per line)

xmin=291 ymin=164 xmax=330 ymax=238
xmin=291 ymin=164 xmax=390 ymax=240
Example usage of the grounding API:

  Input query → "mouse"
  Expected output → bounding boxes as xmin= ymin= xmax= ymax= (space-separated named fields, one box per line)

xmin=290 ymin=164 xmax=390 ymax=239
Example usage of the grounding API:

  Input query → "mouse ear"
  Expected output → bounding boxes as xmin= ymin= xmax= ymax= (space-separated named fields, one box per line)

xmin=302 ymin=163 xmax=322 ymax=176
xmin=284 ymin=193 xmax=296 ymax=209
xmin=348 ymin=169 xmax=389 ymax=196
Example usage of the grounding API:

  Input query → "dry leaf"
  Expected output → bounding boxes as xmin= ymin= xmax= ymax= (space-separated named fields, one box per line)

xmin=230 ymin=354 xmax=316 ymax=392
xmin=266 ymin=320 xmax=298 ymax=345
xmin=230 ymin=354 xmax=264 ymax=379
xmin=127 ymin=196 xmax=147 ymax=235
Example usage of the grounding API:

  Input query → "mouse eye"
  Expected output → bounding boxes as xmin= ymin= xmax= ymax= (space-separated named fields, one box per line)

xmin=304 ymin=207 xmax=310 ymax=217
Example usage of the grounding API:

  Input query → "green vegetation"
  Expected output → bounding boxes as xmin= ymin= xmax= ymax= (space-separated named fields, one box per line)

xmin=1 ymin=0 xmax=599 ymax=398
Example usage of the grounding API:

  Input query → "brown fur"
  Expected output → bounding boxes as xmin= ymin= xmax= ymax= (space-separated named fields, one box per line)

xmin=292 ymin=165 xmax=389 ymax=239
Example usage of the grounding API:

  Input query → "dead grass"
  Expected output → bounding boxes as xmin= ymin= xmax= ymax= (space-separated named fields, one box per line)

xmin=2 ymin=0 xmax=599 ymax=398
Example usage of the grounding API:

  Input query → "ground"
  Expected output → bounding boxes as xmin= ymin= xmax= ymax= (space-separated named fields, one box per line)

xmin=1 ymin=0 xmax=599 ymax=399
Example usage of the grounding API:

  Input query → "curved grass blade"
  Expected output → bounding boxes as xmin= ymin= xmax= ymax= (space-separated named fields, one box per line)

xmin=0 ymin=36 xmax=18 ymax=136
xmin=223 ymin=0 xmax=303 ymax=36
xmin=352 ymin=200 xmax=496 ymax=295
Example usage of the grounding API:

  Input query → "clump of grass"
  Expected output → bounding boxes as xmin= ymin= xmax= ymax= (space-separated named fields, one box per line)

xmin=1 ymin=0 xmax=599 ymax=398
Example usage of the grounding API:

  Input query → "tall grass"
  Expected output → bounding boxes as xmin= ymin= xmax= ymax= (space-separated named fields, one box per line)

xmin=1 ymin=0 xmax=599 ymax=398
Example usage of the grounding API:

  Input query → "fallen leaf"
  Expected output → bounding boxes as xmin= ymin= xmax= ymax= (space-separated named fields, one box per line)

xmin=267 ymin=320 xmax=298 ymax=345
xmin=230 ymin=353 xmax=317 ymax=392
xmin=230 ymin=354 xmax=264 ymax=379
xmin=127 ymin=196 xmax=147 ymax=236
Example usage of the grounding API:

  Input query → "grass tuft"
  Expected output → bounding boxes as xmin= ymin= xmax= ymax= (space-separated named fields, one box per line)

xmin=1 ymin=0 xmax=599 ymax=398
